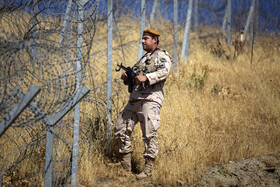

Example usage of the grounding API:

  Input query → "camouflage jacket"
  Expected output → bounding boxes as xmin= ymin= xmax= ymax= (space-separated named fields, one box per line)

xmin=129 ymin=48 xmax=172 ymax=106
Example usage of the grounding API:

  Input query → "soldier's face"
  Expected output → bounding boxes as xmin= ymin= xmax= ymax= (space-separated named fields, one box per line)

xmin=142 ymin=35 xmax=157 ymax=52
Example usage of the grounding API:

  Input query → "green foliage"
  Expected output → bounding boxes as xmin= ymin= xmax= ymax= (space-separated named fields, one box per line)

xmin=211 ymin=84 xmax=222 ymax=95
xmin=187 ymin=65 xmax=209 ymax=89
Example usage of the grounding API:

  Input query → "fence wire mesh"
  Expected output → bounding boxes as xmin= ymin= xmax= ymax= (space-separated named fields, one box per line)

xmin=0 ymin=0 xmax=279 ymax=186
xmin=0 ymin=0 xmax=106 ymax=185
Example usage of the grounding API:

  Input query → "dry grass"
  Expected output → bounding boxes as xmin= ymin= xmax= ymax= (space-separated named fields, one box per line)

xmin=1 ymin=13 xmax=280 ymax=186
xmin=78 ymin=28 xmax=280 ymax=186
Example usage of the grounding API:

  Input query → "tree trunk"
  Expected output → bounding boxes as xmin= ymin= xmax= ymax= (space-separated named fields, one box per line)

xmin=150 ymin=0 xmax=160 ymax=23
xmin=243 ymin=0 xmax=256 ymax=42
xmin=180 ymin=0 xmax=193 ymax=63
xmin=227 ymin=0 xmax=231 ymax=45
xmin=173 ymin=0 xmax=178 ymax=73
xmin=194 ymin=0 xmax=198 ymax=31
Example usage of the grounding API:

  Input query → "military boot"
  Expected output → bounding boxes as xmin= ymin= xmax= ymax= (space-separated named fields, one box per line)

xmin=120 ymin=152 xmax=132 ymax=172
xmin=136 ymin=157 xmax=155 ymax=180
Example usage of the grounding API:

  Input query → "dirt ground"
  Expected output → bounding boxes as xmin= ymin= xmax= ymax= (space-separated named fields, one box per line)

xmin=76 ymin=153 xmax=280 ymax=187
xmin=192 ymin=153 xmax=280 ymax=187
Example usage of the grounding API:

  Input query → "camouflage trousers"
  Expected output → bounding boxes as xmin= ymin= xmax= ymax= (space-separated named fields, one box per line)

xmin=114 ymin=100 xmax=161 ymax=159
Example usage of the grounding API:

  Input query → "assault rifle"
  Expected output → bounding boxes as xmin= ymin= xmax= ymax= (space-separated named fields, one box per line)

xmin=115 ymin=63 xmax=145 ymax=93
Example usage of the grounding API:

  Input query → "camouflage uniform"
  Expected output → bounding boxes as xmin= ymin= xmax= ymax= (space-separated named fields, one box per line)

xmin=114 ymin=49 xmax=172 ymax=159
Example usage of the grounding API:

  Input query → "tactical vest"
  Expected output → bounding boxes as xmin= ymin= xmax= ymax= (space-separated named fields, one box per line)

xmin=132 ymin=49 xmax=172 ymax=76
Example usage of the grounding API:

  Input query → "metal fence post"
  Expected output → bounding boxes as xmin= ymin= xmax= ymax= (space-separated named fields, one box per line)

xmin=106 ymin=0 xmax=113 ymax=154
xmin=43 ymin=86 xmax=90 ymax=186
xmin=44 ymin=122 xmax=54 ymax=187
xmin=0 ymin=85 xmax=40 ymax=137
xmin=59 ymin=0 xmax=73 ymax=44
xmin=31 ymin=0 xmax=38 ymax=75
xmin=71 ymin=1 xmax=85 ymax=184
xmin=137 ymin=0 xmax=146 ymax=60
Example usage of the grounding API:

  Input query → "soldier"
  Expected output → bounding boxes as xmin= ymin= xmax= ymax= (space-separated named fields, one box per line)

xmin=114 ymin=29 xmax=172 ymax=180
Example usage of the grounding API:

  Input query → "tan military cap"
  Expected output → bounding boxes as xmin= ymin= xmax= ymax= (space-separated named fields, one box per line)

xmin=143 ymin=29 xmax=160 ymax=37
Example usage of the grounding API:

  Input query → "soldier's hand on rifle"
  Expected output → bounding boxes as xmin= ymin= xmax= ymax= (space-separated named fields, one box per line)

xmin=121 ymin=72 xmax=128 ymax=85
xmin=135 ymin=75 xmax=148 ymax=86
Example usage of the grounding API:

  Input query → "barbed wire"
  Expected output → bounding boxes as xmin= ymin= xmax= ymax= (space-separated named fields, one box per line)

xmin=0 ymin=0 xmax=111 ymax=185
